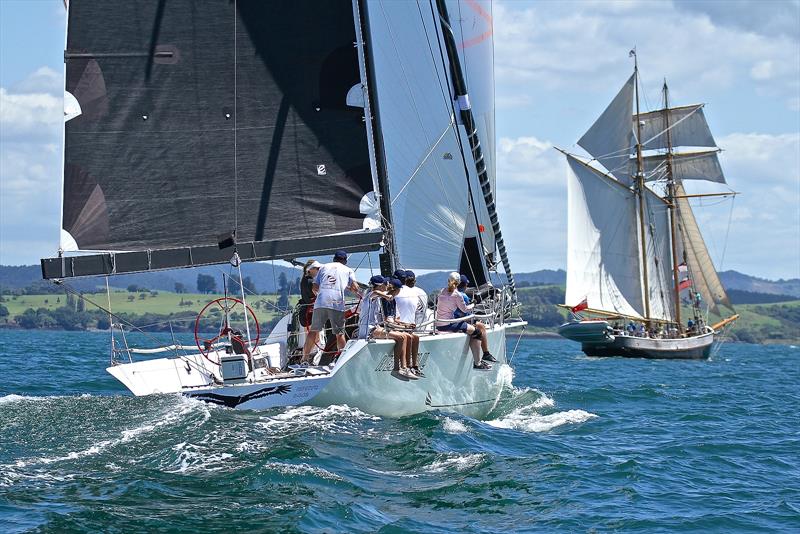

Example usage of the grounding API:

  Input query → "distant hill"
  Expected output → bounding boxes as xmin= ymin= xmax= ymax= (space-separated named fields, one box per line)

xmin=3 ymin=264 xmax=798 ymax=299
xmin=414 ymin=269 xmax=566 ymax=293
xmin=0 ymin=263 xmax=302 ymax=294
xmin=718 ymin=271 xmax=800 ymax=298
xmin=727 ymin=289 xmax=798 ymax=305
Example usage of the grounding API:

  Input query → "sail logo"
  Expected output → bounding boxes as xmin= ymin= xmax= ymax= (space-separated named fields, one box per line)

xmin=317 ymin=164 xmax=327 ymax=176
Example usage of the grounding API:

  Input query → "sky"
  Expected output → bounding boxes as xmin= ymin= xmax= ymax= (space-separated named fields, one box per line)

xmin=0 ymin=0 xmax=798 ymax=280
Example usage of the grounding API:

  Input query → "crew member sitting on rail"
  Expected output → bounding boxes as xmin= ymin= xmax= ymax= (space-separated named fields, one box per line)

xmin=457 ymin=274 xmax=496 ymax=363
xmin=384 ymin=277 xmax=423 ymax=378
xmin=402 ymin=270 xmax=428 ymax=328
xmin=435 ymin=272 xmax=493 ymax=370
xmin=357 ymin=276 xmax=417 ymax=381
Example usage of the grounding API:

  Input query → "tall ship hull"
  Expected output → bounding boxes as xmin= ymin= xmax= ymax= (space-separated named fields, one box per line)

xmin=558 ymin=321 xmax=713 ymax=359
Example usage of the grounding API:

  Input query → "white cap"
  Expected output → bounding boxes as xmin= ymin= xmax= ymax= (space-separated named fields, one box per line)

xmin=448 ymin=271 xmax=461 ymax=284
xmin=310 ymin=261 xmax=323 ymax=269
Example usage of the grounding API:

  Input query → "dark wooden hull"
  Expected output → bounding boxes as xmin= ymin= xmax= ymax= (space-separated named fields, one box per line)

xmin=560 ymin=321 xmax=715 ymax=360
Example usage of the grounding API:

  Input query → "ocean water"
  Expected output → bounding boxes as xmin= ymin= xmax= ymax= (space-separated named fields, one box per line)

xmin=0 ymin=330 xmax=798 ymax=533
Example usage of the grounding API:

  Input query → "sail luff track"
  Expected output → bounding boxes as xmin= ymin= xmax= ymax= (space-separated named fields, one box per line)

xmin=434 ymin=0 xmax=515 ymax=295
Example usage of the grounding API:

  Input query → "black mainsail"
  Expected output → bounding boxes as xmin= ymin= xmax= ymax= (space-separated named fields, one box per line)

xmin=44 ymin=0 xmax=382 ymax=279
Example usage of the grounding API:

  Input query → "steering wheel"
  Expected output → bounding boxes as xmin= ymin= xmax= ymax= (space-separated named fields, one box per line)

xmin=194 ymin=297 xmax=260 ymax=364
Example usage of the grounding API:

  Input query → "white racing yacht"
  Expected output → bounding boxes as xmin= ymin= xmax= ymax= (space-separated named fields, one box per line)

xmin=40 ymin=0 xmax=525 ymax=416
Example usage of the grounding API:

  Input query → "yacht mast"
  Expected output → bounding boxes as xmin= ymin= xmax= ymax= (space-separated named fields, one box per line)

xmin=632 ymin=52 xmax=651 ymax=320
xmin=662 ymin=81 xmax=683 ymax=329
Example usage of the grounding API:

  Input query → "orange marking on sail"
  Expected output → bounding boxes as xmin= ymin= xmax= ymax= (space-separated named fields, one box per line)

xmin=459 ymin=0 xmax=493 ymax=49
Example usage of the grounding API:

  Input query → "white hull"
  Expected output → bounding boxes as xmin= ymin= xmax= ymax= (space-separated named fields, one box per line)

xmin=106 ymin=320 xmax=525 ymax=417
xmin=311 ymin=323 xmax=520 ymax=418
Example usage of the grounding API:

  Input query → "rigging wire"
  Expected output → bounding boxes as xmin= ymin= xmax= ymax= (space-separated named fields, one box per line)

xmin=426 ymin=0 xmax=487 ymax=283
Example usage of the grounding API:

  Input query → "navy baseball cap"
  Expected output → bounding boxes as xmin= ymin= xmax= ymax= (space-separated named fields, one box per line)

xmin=369 ymin=275 xmax=386 ymax=286
xmin=392 ymin=269 xmax=407 ymax=281
xmin=388 ymin=278 xmax=403 ymax=289
xmin=333 ymin=250 xmax=348 ymax=260
xmin=459 ymin=275 xmax=470 ymax=286
xmin=404 ymin=270 xmax=416 ymax=279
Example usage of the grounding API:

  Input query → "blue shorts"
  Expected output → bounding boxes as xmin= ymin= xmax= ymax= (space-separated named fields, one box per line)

xmin=437 ymin=321 xmax=468 ymax=333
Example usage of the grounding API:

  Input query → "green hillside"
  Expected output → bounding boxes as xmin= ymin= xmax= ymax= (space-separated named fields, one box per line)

xmin=1 ymin=284 xmax=797 ymax=344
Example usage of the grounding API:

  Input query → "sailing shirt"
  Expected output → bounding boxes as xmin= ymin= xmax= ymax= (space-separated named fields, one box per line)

xmin=395 ymin=286 xmax=427 ymax=325
xmin=435 ymin=288 xmax=471 ymax=327
xmin=356 ymin=290 xmax=384 ymax=339
xmin=313 ymin=262 xmax=356 ymax=312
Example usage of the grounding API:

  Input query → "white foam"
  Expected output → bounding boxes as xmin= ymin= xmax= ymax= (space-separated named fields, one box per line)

xmin=265 ymin=462 xmax=344 ymax=481
xmin=442 ymin=417 xmax=469 ymax=434
xmin=0 ymin=394 xmax=44 ymax=404
xmin=486 ymin=407 xmax=597 ymax=433
xmin=9 ymin=396 xmax=204 ymax=469
xmin=425 ymin=453 xmax=483 ymax=474
xmin=257 ymin=403 xmax=379 ymax=434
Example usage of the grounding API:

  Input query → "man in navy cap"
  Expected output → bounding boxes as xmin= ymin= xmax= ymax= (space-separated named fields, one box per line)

xmin=302 ymin=250 xmax=360 ymax=363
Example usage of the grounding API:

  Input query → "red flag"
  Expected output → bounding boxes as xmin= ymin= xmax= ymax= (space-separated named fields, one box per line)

xmin=571 ymin=297 xmax=588 ymax=313
xmin=677 ymin=262 xmax=688 ymax=273
xmin=679 ymin=278 xmax=692 ymax=291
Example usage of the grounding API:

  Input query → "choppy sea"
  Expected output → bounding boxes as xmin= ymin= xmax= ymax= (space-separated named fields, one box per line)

xmin=0 ymin=330 xmax=798 ymax=532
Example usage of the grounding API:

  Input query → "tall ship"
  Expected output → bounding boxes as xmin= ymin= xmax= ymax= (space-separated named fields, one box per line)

xmin=39 ymin=0 xmax=524 ymax=417
xmin=557 ymin=53 xmax=738 ymax=359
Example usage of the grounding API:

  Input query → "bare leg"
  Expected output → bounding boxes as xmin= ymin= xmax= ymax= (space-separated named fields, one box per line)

xmin=469 ymin=339 xmax=482 ymax=365
xmin=393 ymin=333 xmax=407 ymax=370
xmin=336 ymin=333 xmax=347 ymax=351
xmin=302 ymin=330 xmax=319 ymax=361
xmin=409 ymin=334 xmax=420 ymax=368
xmin=476 ymin=322 xmax=489 ymax=353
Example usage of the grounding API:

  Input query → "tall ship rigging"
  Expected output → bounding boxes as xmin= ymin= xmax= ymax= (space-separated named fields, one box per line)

xmin=557 ymin=52 xmax=738 ymax=359
xmin=40 ymin=0 xmax=524 ymax=416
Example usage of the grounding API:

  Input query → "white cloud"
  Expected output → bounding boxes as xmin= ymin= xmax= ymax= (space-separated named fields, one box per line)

xmin=495 ymin=131 xmax=800 ymax=279
xmin=494 ymin=0 xmax=800 ymax=112
xmin=495 ymin=135 xmax=568 ymax=271
xmin=0 ymin=67 xmax=64 ymax=263
xmin=10 ymin=66 xmax=62 ymax=95
xmin=0 ymin=87 xmax=61 ymax=142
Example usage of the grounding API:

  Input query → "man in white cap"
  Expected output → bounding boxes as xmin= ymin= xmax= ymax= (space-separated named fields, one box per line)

xmin=302 ymin=250 xmax=360 ymax=363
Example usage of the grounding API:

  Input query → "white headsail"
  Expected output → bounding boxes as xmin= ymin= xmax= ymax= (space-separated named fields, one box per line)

xmin=365 ymin=0 xmax=470 ymax=270
xmin=643 ymin=187 xmax=674 ymax=321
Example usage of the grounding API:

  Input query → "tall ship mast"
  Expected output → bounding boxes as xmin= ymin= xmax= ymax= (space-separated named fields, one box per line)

xmin=38 ymin=0 xmax=524 ymax=416
xmin=556 ymin=53 xmax=738 ymax=359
